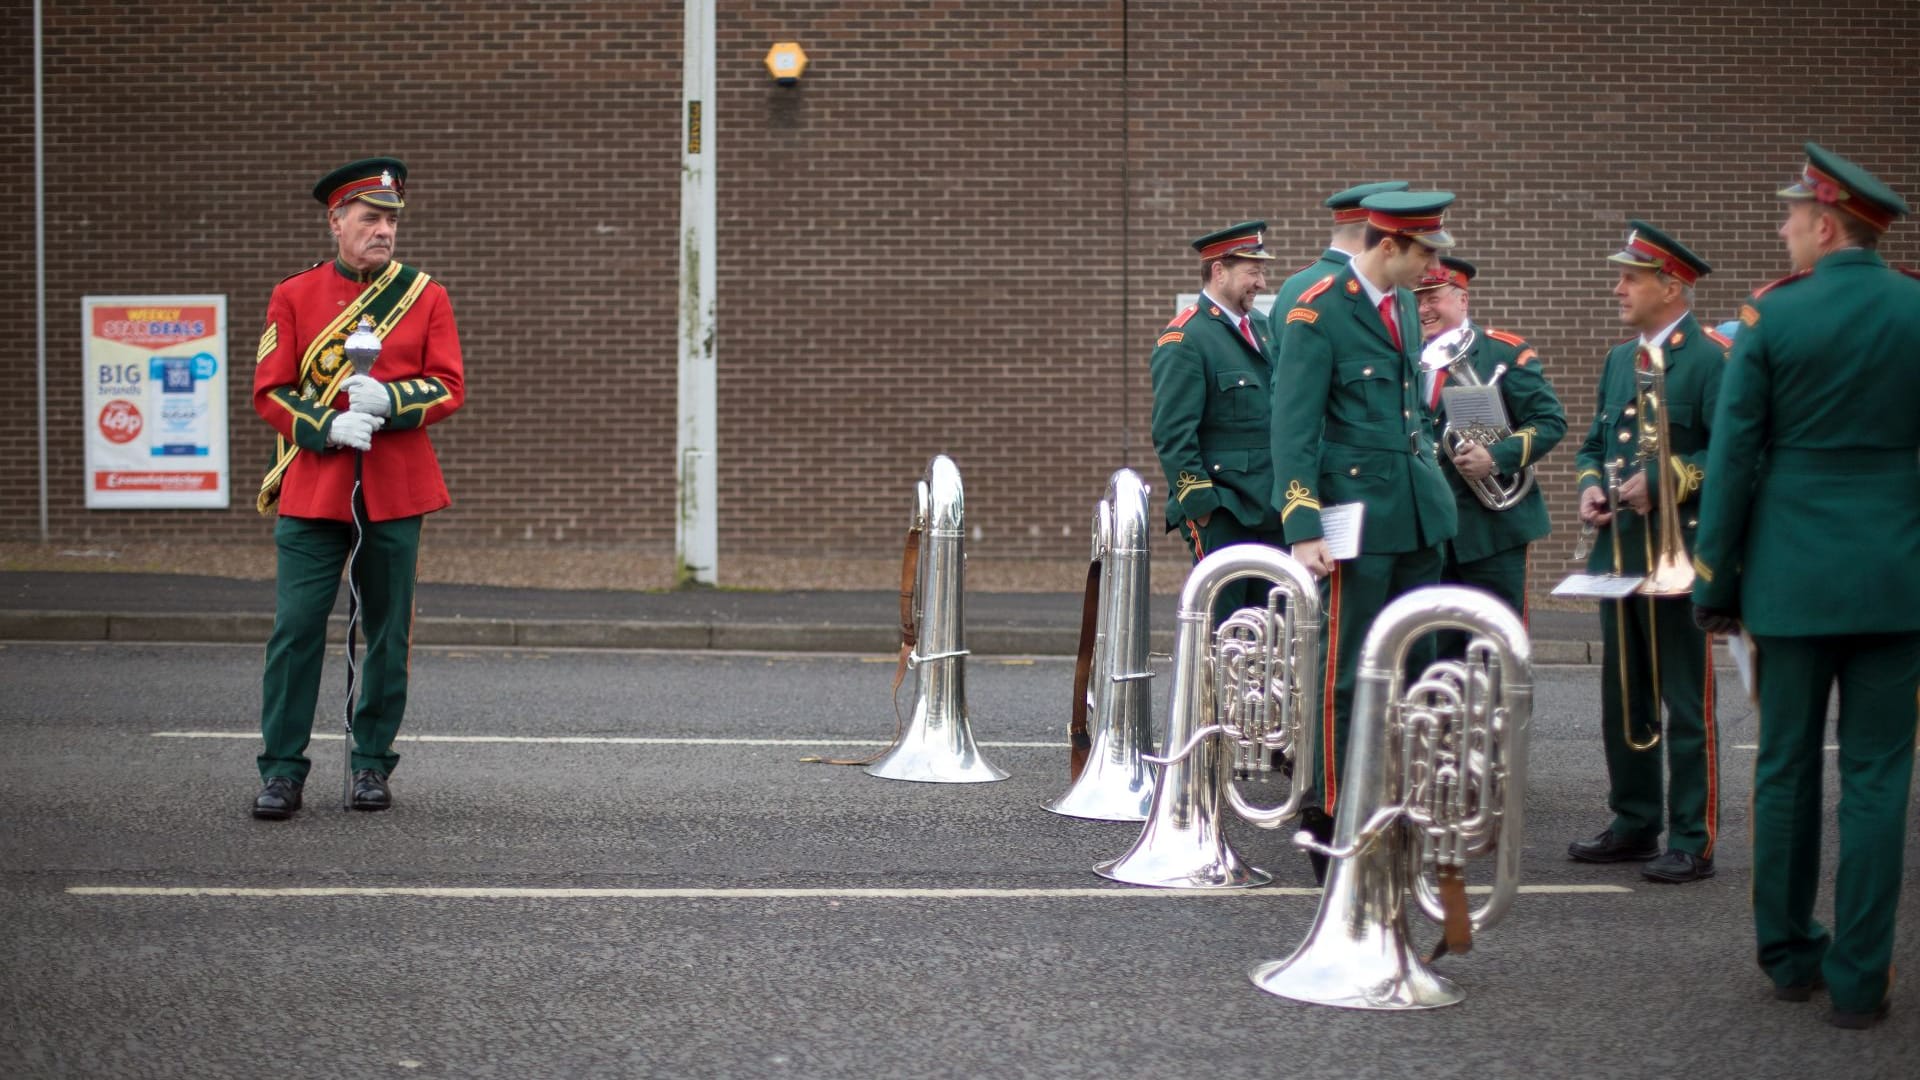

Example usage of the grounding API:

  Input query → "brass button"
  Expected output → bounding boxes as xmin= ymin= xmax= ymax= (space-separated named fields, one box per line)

xmin=1403 ymin=409 xmax=1411 ymax=418
xmin=1623 ymin=406 xmax=1637 ymax=418
xmin=1362 ymin=366 xmax=1374 ymax=376
xmin=1618 ymin=431 xmax=1633 ymax=443
xmin=1687 ymin=518 xmax=1699 ymax=528
xmin=1237 ymin=378 xmax=1246 ymax=386
xmin=1211 ymin=464 xmax=1221 ymax=472
xmin=1348 ymin=466 xmax=1360 ymax=476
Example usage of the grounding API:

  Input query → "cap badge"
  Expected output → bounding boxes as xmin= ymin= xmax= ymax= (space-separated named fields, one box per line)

xmin=380 ymin=170 xmax=394 ymax=188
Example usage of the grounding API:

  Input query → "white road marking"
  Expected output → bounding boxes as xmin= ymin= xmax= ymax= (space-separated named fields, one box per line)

xmin=66 ymin=884 xmax=1630 ymax=899
xmin=151 ymin=731 xmax=1064 ymax=748
xmin=1731 ymin=744 xmax=1840 ymax=751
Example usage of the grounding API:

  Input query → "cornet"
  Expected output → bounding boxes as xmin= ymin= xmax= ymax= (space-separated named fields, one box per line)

xmin=1253 ymin=585 xmax=1532 ymax=1009
xmin=1421 ymin=324 xmax=1536 ymax=511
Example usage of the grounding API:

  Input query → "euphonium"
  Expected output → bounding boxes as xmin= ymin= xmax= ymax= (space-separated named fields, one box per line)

xmin=1421 ymin=324 xmax=1535 ymax=511
xmin=1046 ymin=468 xmax=1156 ymax=821
xmin=1093 ymin=545 xmax=1321 ymax=889
xmin=866 ymin=455 xmax=1009 ymax=784
xmin=1634 ymin=343 xmax=1695 ymax=596
xmin=1252 ymin=585 xmax=1532 ymax=1010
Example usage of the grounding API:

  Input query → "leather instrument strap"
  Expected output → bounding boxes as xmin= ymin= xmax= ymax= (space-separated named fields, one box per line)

xmin=1427 ymin=864 xmax=1474 ymax=961
xmin=798 ymin=522 xmax=920 ymax=766
xmin=1067 ymin=557 xmax=1100 ymax=781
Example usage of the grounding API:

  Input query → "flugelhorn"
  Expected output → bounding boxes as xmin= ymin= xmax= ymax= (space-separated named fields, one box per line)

xmin=1046 ymin=468 xmax=1156 ymax=821
xmin=865 ymin=455 xmax=1009 ymax=784
xmin=1093 ymin=544 xmax=1321 ymax=889
xmin=1421 ymin=325 xmax=1535 ymax=511
xmin=1253 ymin=585 xmax=1532 ymax=1010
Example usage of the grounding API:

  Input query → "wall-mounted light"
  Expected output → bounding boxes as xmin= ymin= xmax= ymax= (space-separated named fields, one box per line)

xmin=764 ymin=42 xmax=808 ymax=86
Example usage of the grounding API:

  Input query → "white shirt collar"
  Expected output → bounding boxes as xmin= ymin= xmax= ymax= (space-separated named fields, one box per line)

xmin=1201 ymin=288 xmax=1247 ymax=322
xmin=1641 ymin=311 xmax=1689 ymax=348
xmin=1349 ymin=261 xmax=1391 ymax=308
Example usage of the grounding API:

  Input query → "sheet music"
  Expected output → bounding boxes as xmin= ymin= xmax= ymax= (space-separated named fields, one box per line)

xmin=1551 ymin=572 xmax=1647 ymax=600
xmin=1440 ymin=384 xmax=1512 ymax=429
xmin=1320 ymin=502 xmax=1364 ymax=561
xmin=1726 ymin=630 xmax=1757 ymax=702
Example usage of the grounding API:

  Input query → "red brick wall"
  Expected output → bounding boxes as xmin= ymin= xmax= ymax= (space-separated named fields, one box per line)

xmin=8 ymin=1 xmax=1919 ymax=582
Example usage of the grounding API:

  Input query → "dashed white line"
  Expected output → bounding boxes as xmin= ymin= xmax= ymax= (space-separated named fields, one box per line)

xmin=66 ymin=884 xmax=1631 ymax=899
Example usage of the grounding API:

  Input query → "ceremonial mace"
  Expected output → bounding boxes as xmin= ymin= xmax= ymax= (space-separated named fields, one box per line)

xmin=339 ymin=316 xmax=381 ymax=809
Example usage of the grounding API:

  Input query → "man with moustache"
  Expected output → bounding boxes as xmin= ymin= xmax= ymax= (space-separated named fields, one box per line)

xmin=1149 ymin=221 xmax=1280 ymax=619
xmin=1414 ymin=256 xmax=1565 ymax=654
xmin=1268 ymin=191 xmax=1460 ymax=876
xmin=250 ymin=157 xmax=466 ymax=819
xmin=1692 ymin=143 xmax=1920 ymax=1028
xmin=1568 ymin=221 xmax=1727 ymax=884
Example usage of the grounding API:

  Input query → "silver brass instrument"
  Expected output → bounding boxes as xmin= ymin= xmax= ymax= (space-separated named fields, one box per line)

xmin=866 ymin=455 xmax=1008 ymax=784
xmin=1421 ymin=324 xmax=1535 ymax=511
xmin=1094 ymin=545 xmax=1321 ymax=889
xmin=1046 ymin=468 xmax=1156 ymax=820
xmin=1253 ymin=585 xmax=1532 ymax=1009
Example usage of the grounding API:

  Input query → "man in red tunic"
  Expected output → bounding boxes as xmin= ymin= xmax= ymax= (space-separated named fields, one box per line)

xmin=250 ymin=157 xmax=465 ymax=819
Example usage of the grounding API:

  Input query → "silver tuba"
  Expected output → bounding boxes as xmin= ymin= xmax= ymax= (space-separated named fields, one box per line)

xmin=1421 ymin=324 xmax=1536 ymax=511
xmin=1094 ymin=544 xmax=1322 ymax=889
xmin=866 ymin=455 xmax=1009 ymax=784
xmin=1251 ymin=585 xmax=1532 ymax=1009
xmin=1046 ymin=468 xmax=1156 ymax=821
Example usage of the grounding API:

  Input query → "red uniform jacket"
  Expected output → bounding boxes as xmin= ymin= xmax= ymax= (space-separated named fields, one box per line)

xmin=253 ymin=260 xmax=465 ymax=522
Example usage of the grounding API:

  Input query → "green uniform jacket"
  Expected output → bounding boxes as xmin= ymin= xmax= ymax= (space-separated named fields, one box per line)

xmin=1150 ymin=295 xmax=1278 ymax=531
xmin=1691 ymin=250 xmax=1920 ymax=634
xmin=1263 ymin=249 xmax=1351 ymax=359
xmin=1574 ymin=312 xmax=1729 ymax=575
xmin=1436 ymin=321 xmax=1567 ymax=563
xmin=1270 ymin=265 xmax=1457 ymax=552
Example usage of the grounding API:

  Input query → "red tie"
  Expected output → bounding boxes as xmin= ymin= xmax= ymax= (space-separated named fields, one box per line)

xmin=1238 ymin=315 xmax=1259 ymax=351
xmin=1377 ymin=295 xmax=1402 ymax=350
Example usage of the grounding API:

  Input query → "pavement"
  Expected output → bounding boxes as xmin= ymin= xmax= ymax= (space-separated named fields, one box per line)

xmin=0 ymin=569 xmax=1607 ymax=662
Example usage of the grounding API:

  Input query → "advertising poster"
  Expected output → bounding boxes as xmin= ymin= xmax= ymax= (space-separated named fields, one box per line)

xmin=82 ymin=295 xmax=229 ymax=509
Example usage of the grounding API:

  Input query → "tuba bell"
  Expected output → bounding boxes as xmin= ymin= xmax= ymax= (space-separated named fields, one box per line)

xmin=1093 ymin=544 xmax=1321 ymax=889
xmin=1046 ymin=468 xmax=1157 ymax=821
xmin=1421 ymin=324 xmax=1536 ymax=511
xmin=1251 ymin=585 xmax=1532 ymax=1009
xmin=865 ymin=455 xmax=1009 ymax=784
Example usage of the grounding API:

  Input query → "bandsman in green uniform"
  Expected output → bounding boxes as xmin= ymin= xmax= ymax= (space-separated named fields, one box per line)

xmin=1414 ymin=256 xmax=1566 ymax=653
xmin=1692 ymin=143 xmax=1920 ymax=1029
xmin=1568 ymin=221 xmax=1728 ymax=884
xmin=1149 ymin=221 xmax=1280 ymax=618
xmin=1269 ymin=191 xmax=1459 ymax=874
xmin=1264 ymin=181 xmax=1409 ymax=354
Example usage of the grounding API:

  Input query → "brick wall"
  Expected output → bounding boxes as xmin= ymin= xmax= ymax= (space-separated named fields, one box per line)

xmin=8 ymin=1 xmax=1918 ymax=584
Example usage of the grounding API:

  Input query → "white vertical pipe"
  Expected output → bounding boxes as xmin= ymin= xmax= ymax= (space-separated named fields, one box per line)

xmin=675 ymin=0 xmax=719 ymax=585
xmin=34 ymin=0 xmax=49 ymax=541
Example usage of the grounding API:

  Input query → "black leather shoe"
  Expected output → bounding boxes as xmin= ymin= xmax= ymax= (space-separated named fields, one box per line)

xmin=1567 ymin=828 xmax=1660 ymax=863
xmin=1642 ymin=849 xmax=1715 ymax=883
xmin=1829 ymin=998 xmax=1890 ymax=1029
xmin=252 ymin=776 xmax=303 ymax=820
xmin=1775 ymin=977 xmax=1825 ymax=1002
xmin=1300 ymin=807 xmax=1334 ymax=886
xmin=351 ymin=769 xmax=391 ymax=811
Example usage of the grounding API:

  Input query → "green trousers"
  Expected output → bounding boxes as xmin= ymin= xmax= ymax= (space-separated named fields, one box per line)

xmin=259 ymin=512 xmax=423 ymax=783
xmin=1749 ymin=632 xmax=1919 ymax=1014
xmin=1597 ymin=594 xmax=1719 ymax=856
xmin=1313 ymin=545 xmax=1445 ymax=815
xmin=1180 ymin=515 xmax=1282 ymax=626
xmin=1436 ymin=541 xmax=1529 ymax=659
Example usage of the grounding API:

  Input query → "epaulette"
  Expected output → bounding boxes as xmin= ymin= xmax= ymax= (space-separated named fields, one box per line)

xmin=1899 ymin=265 xmax=1920 ymax=282
xmin=1704 ymin=326 xmax=1733 ymax=349
xmin=1296 ymin=274 xmax=1336 ymax=305
xmin=276 ymin=260 xmax=327 ymax=287
xmin=1751 ymin=269 xmax=1810 ymax=299
xmin=1485 ymin=328 xmax=1528 ymax=348
xmin=1167 ymin=304 xmax=1198 ymax=329
xmin=1289 ymin=260 xmax=1314 ymax=275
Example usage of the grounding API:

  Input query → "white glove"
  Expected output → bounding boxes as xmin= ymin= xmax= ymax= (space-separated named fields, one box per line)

xmin=325 ymin=411 xmax=384 ymax=451
xmin=343 ymin=373 xmax=392 ymax=418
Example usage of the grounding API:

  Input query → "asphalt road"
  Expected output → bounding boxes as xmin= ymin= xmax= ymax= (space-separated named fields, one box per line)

xmin=1 ymin=642 xmax=1913 ymax=1079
